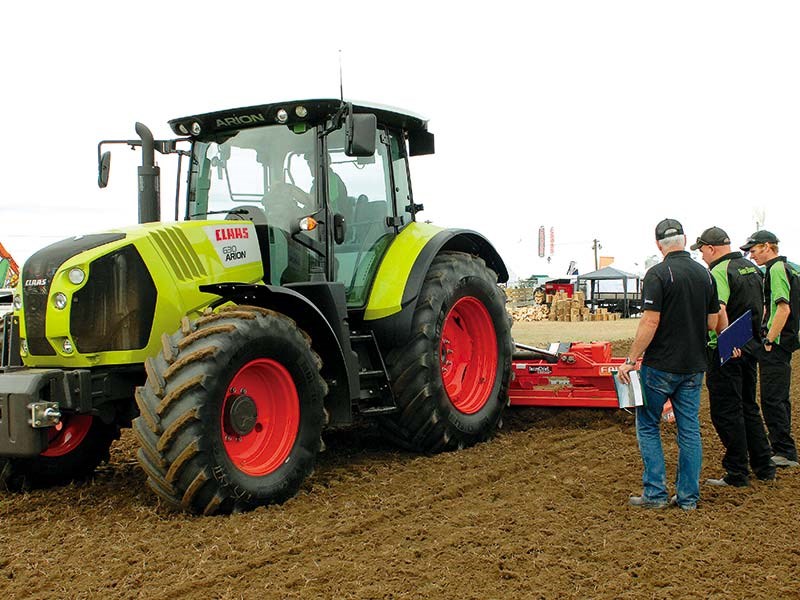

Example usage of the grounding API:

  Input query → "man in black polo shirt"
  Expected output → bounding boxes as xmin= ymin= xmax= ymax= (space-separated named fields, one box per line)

xmin=741 ymin=230 xmax=800 ymax=468
xmin=692 ymin=226 xmax=775 ymax=486
xmin=618 ymin=219 xmax=719 ymax=511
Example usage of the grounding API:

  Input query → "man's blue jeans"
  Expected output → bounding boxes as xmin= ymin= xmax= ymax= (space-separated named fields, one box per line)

xmin=636 ymin=365 xmax=704 ymax=508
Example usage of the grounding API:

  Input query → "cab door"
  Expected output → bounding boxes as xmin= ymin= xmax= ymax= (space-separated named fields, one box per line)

xmin=328 ymin=127 xmax=397 ymax=306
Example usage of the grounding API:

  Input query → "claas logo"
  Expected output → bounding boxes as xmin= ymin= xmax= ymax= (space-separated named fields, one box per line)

xmin=215 ymin=227 xmax=250 ymax=241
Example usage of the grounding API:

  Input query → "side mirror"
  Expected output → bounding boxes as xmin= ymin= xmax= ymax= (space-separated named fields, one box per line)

xmin=408 ymin=129 xmax=435 ymax=156
xmin=98 ymin=151 xmax=111 ymax=188
xmin=333 ymin=213 xmax=346 ymax=244
xmin=345 ymin=113 xmax=377 ymax=157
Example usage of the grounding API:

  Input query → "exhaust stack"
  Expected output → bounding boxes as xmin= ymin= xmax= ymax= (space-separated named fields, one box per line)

xmin=135 ymin=122 xmax=160 ymax=224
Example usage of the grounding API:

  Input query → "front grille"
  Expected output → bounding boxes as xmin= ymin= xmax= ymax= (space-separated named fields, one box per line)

xmin=23 ymin=279 xmax=55 ymax=356
xmin=71 ymin=245 xmax=157 ymax=353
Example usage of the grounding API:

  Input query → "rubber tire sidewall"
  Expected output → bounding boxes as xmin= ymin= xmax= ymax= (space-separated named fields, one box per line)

xmin=198 ymin=319 xmax=324 ymax=508
xmin=432 ymin=265 xmax=510 ymax=439
xmin=383 ymin=252 xmax=512 ymax=452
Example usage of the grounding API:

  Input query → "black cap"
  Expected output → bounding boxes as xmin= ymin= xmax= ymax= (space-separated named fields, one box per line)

xmin=655 ymin=218 xmax=684 ymax=241
xmin=740 ymin=230 xmax=779 ymax=251
xmin=690 ymin=226 xmax=731 ymax=251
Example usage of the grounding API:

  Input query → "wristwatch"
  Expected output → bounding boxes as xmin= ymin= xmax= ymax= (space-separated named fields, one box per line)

xmin=624 ymin=357 xmax=636 ymax=366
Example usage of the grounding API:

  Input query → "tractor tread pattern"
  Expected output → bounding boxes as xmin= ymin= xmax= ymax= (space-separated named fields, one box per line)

xmin=132 ymin=307 xmax=325 ymax=515
xmin=379 ymin=251 xmax=513 ymax=453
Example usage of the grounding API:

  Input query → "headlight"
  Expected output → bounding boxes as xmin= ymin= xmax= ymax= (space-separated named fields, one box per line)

xmin=276 ymin=109 xmax=288 ymax=123
xmin=68 ymin=268 xmax=85 ymax=285
xmin=13 ymin=294 xmax=22 ymax=310
xmin=53 ymin=292 xmax=68 ymax=310
xmin=62 ymin=338 xmax=73 ymax=354
xmin=20 ymin=339 xmax=28 ymax=356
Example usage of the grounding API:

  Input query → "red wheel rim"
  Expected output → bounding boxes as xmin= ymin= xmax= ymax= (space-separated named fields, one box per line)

xmin=440 ymin=296 xmax=498 ymax=414
xmin=221 ymin=358 xmax=300 ymax=476
xmin=42 ymin=414 xmax=93 ymax=457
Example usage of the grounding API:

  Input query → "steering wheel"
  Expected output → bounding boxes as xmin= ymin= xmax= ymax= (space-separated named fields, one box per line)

xmin=265 ymin=182 xmax=311 ymax=209
xmin=263 ymin=182 xmax=312 ymax=231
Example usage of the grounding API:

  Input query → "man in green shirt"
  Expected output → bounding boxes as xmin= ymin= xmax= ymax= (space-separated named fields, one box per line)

xmin=741 ymin=230 xmax=800 ymax=468
xmin=693 ymin=227 xmax=775 ymax=485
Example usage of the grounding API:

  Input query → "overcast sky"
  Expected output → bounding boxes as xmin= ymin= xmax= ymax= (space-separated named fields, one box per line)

xmin=2 ymin=1 xmax=799 ymax=281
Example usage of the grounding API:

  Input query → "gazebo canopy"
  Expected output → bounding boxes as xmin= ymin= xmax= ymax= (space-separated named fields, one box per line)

xmin=577 ymin=266 xmax=641 ymax=318
xmin=577 ymin=266 xmax=639 ymax=282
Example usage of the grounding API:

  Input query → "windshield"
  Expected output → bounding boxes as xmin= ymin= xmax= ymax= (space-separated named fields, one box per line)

xmin=189 ymin=124 xmax=321 ymax=285
xmin=189 ymin=125 xmax=318 ymax=222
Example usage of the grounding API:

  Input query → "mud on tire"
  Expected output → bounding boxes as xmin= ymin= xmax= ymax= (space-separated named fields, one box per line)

xmin=133 ymin=306 xmax=326 ymax=515
xmin=380 ymin=251 xmax=513 ymax=452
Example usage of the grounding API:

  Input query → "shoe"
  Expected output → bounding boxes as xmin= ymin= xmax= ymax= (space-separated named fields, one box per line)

xmin=756 ymin=471 xmax=777 ymax=481
xmin=771 ymin=455 xmax=800 ymax=468
xmin=628 ymin=495 xmax=668 ymax=509
xmin=669 ymin=495 xmax=697 ymax=511
xmin=705 ymin=475 xmax=749 ymax=488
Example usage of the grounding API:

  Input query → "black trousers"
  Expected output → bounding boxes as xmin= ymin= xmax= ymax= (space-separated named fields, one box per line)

xmin=759 ymin=345 xmax=797 ymax=462
xmin=707 ymin=348 xmax=775 ymax=481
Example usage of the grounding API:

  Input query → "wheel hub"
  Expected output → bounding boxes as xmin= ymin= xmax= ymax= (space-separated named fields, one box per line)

xmin=439 ymin=296 xmax=498 ymax=415
xmin=221 ymin=358 xmax=300 ymax=476
xmin=225 ymin=394 xmax=258 ymax=436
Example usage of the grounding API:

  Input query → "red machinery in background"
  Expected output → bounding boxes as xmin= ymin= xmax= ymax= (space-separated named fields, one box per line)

xmin=543 ymin=278 xmax=576 ymax=298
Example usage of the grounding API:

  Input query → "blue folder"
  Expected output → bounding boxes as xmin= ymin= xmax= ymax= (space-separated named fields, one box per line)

xmin=718 ymin=309 xmax=754 ymax=366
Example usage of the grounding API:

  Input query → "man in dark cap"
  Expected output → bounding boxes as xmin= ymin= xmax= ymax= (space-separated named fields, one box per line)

xmin=619 ymin=219 xmax=720 ymax=510
xmin=693 ymin=226 xmax=775 ymax=485
xmin=741 ymin=230 xmax=800 ymax=468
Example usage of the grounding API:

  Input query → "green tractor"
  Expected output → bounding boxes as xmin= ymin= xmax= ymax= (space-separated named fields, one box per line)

xmin=0 ymin=100 xmax=512 ymax=514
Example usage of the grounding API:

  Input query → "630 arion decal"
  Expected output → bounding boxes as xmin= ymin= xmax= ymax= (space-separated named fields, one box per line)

xmin=204 ymin=224 xmax=260 ymax=267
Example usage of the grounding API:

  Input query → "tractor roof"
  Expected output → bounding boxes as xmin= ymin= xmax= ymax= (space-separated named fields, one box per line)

xmin=168 ymin=99 xmax=430 ymax=138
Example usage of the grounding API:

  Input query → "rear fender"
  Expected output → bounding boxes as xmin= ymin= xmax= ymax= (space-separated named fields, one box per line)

xmin=364 ymin=224 xmax=508 ymax=349
xmin=199 ymin=282 xmax=355 ymax=425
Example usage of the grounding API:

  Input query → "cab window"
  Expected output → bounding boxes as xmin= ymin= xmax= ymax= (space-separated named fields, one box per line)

xmin=328 ymin=127 xmax=394 ymax=305
xmin=388 ymin=130 xmax=412 ymax=228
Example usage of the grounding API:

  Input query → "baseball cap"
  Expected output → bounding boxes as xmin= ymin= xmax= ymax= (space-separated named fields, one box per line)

xmin=740 ymin=230 xmax=779 ymax=251
xmin=655 ymin=218 xmax=684 ymax=241
xmin=690 ymin=226 xmax=731 ymax=251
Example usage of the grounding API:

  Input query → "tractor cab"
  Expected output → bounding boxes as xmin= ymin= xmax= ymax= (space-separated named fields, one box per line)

xmin=173 ymin=99 xmax=433 ymax=306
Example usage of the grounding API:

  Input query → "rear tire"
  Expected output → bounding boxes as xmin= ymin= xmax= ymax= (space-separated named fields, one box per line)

xmin=0 ymin=415 xmax=119 ymax=491
xmin=380 ymin=252 xmax=513 ymax=452
xmin=133 ymin=306 xmax=326 ymax=515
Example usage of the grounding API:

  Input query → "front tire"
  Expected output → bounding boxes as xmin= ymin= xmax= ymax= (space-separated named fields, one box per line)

xmin=0 ymin=415 xmax=119 ymax=491
xmin=380 ymin=252 xmax=513 ymax=452
xmin=133 ymin=306 xmax=326 ymax=515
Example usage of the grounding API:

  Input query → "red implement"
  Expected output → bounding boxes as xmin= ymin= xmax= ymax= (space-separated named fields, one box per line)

xmin=509 ymin=341 xmax=675 ymax=421
xmin=509 ymin=341 xmax=624 ymax=408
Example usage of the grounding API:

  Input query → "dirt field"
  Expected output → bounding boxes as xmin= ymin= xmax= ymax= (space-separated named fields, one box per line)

xmin=2 ymin=319 xmax=800 ymax=599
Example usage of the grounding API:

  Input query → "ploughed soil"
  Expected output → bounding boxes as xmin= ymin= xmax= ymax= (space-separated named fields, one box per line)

xmin=2 ymin=323 xmax=800 ymax=599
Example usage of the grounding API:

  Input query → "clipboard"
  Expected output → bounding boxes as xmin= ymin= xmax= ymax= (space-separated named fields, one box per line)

xmin=718 ymin=309 xmax=753 ymax=366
